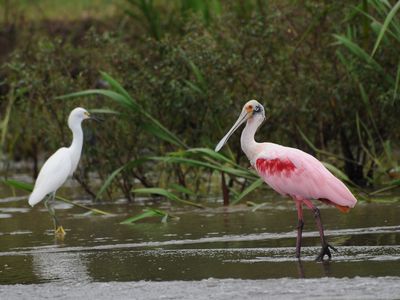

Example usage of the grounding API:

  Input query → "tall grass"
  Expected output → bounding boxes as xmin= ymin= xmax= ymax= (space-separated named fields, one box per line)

xmin=334 ymin=0 xmax=400 ymax=191
xmin=59 ymin=72 xmax=261 ymax=206
xmin=0 ymin=85 xmax=14 ymax=160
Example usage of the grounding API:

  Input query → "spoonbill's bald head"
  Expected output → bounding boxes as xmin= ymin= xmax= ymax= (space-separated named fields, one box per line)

xmin=215 ymin=100 xmax=266 ymax=152
xmin=243 ymin=100 xmax=266 ymax=120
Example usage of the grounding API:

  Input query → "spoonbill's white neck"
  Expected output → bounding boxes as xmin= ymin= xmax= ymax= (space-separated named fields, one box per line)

xmin=241 ymin=117 xmax=262 ymax=163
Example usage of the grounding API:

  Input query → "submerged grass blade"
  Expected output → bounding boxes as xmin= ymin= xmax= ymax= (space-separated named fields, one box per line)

xmin=3 ymin=179 xmax=112 ymax=215
xmin=132 ymin=187 xmax=205 ymax=208
xmin=246 ymin=201 xmax=268 ymax=212
xmin=120 ymin=208 xmax=178 ymax=224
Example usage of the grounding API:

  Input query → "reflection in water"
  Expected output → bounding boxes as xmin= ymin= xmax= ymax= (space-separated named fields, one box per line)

xmin=32 ymin=252 xmax=90 ymax=283
xmin=296 ymin=259 xmax=305 ymax=278
xmin=321 ymin=260 xmax=332 ymax=277
xmin=1 ymin=195 xmax=400 ymax=284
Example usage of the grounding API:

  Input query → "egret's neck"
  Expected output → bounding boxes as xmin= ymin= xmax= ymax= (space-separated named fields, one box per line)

xmin=68 ymin=122 xmax=84 ymax=172
xmin=241 ymin=118 xmax=261 ymax=164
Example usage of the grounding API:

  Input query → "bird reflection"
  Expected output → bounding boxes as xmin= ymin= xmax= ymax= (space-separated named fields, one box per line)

xmin=32 ymin=251 xmax=90 ymax=283
xmin=296 ymin=259 xmax=332 ymax=278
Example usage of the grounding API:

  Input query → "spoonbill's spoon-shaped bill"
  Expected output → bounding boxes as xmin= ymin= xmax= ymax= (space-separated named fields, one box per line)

xmin=215 ymin=100 xmax=265 ymax=152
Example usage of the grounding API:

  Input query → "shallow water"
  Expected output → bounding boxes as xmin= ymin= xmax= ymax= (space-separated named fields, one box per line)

xmin=1 ymin=182 xmax=400 ymax=298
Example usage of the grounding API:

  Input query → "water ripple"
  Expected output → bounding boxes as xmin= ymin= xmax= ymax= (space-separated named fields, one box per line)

xmin=1 ymin=225 xmax=399 ymax=259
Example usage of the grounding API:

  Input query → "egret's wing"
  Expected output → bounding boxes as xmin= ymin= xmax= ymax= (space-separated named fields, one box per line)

xmin=254 ymin=143 xmax=357 ymax=210
xmin=29 ymin=148 xmax=72 ymax=206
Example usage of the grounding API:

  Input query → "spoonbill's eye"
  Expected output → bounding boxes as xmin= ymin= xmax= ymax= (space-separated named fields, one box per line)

xmin=254 ymin=105 xmax=261 ymax=112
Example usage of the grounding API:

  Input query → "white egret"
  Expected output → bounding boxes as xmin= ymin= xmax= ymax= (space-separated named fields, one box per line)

xmin=28 ymin=107 xmax=95 ymax=236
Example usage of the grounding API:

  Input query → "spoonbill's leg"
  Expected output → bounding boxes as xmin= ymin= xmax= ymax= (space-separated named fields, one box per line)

xmin=303 ymin=199 xmax=337 ymax=261
xmin=44 ymin=192 xmax=65 ymax=236
xmin=294 ymin=199 xmax=304 ymax=259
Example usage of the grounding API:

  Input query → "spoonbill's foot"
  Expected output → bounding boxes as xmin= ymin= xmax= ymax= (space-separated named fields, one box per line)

xmin=55 ymin=226 xmax=66 ymax=237
xmin=316 ymin=244 xmax=337 ymax=261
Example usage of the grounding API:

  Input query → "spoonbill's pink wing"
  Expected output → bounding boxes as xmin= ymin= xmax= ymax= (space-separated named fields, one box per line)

xmin=253 ymin=143 xmax=357 ymax=212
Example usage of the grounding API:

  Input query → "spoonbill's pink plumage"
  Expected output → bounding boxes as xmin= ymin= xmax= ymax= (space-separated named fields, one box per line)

xmin=215 ymin=100 xmax=357 ymax=260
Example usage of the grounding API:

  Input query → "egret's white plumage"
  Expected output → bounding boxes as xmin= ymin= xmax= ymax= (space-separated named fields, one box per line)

xmin=28 ymin=148 xmax=72 ymax=206
xmin=28 ymin=107 xmax=91 ymax=234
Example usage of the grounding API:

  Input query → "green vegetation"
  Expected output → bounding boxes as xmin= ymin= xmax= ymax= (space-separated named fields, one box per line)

xmin=120 ymin=207 xmax=179 ymax=224
xmin=1 ymin=0 xmax=399 ymax=207
xmin=3 ymin=179 xmax=111 ymax=215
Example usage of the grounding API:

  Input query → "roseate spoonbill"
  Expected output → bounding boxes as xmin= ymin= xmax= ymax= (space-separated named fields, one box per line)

xmin=215 ymin=100 xmax=357 ymax=260
xmin=28 ymin=107 xmax=96 ymax=236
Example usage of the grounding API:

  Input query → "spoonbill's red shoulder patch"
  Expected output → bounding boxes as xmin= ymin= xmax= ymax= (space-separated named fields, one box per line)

xmin=256 ymin=158 xmax=296 ymax=177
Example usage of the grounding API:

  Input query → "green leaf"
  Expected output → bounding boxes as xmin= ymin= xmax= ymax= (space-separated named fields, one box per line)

xmin=120 ymin=208 xmax=177 ymax=224
xmin=231 ymin=179 xmax=264 ymax=205
xmin=58 ymin=73 xmax=187 ymax=149
xmin=100 ymin=71 xmax=132 ymax=100
xmin=3 ymin=179 xmax=112 ymax=215
xmin=394 ymin=60 xmax=400 ymax=102
xmin=184 ymin=80 xmax=204 ymax=95
xmin=96 ymin=166 xmax=125 ymax=200
xmin=150 ymin=155 xmax=258 ymax=180
xmin=371 ymin=0 xmax=400 ymax=56
xmin=3 ymin=178 xmax=32 ymax=192
xmin=369 ymin=179 xmax=400 ymax=195
xmin=168 ymin=183 xmax=196 ymax=196
xmin=96 ymin=157 xmax=151 ymax=200
xmin=89 ymin=108 xmax=120 ymax=115
xmin=58 ymin=89 xmax=135 ymax=110
xmin=132 ymin=187 xmax=205 ymax=208
xmin=297 ymin=126 xmax=353 ymax=164
xmin=321 ymin=162 xmax=351 ymax=183
xmin=333 ymin=34 xmax=393 ymax=84
xmin=142 ymin=122 xmax=183 ymax=147
xmin=246 ymin=201 xmax=268 ymax=212
xmin=186 ymin=147 xmax=235 ymax=165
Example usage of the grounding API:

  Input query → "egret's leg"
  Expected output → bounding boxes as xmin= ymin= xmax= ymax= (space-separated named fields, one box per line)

xmin=295 ymin=200 xmax=304 ymax=259
xmin=303 ymin=199 xmax=337 ymax=261
xmin=44 ymin=192 xmax=65 ymax=236
xmin=44 ymin=194 xmax=56 ymax=229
